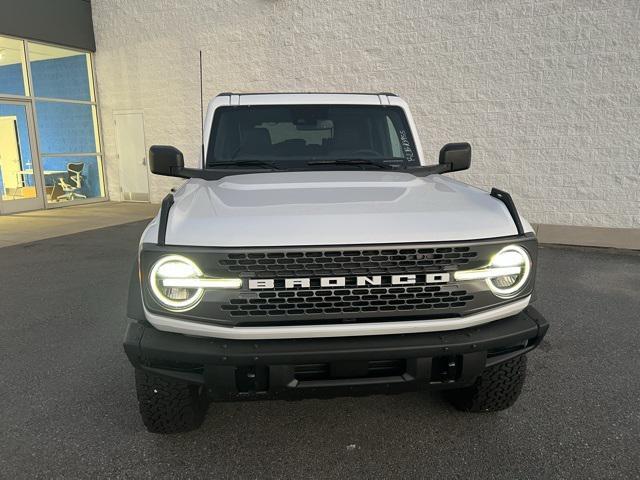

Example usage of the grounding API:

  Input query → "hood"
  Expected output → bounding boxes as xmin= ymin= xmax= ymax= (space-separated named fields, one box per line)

xmin=151 ymin=171 xmax=529 ymax=247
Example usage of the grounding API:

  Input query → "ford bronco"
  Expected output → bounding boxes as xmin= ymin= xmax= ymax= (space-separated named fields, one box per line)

xmin=124 ymin=93 xmax=548 ymax=433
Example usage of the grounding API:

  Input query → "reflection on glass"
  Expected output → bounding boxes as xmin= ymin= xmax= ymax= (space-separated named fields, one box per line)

xmin=0 ymin=36 xmax=28 ymax=96
xmin=28 ymin=42 xmax=93 ymax=101
xmin=0 ymin=103 xmax=36 ymax=201
xmin=36 ymin=101 xmax=99 ymax=154
xmin=43 ymin=156 xmax=104 ymax=203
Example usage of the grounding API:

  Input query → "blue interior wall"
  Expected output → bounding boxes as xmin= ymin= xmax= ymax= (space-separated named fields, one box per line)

xmin=0 ymin=63 xmax=25 ymax=96
xmin=31 ymin=55 xmax=90 ymax=101
xmin=36 ymin=98 xmax=99 ymax=198
xmin=36 ymin=101 xmax=96 ymax=153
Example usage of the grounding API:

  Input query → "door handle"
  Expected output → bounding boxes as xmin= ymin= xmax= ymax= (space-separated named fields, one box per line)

xmin=142 ymin=157 xmax=147 ymax=165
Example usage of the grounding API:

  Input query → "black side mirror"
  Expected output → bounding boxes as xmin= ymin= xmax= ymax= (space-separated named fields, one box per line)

xmin=439 ymin=143 xmax=471 ymax=172
xmin=149 ymin=145 xmax=185 ymax=177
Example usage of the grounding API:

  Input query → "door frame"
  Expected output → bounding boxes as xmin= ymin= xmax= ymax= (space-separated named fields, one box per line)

xmin=113 ymin=110 xmax=150 ymax=202
xmin=0 ymin=97 xmax=46 ymax=214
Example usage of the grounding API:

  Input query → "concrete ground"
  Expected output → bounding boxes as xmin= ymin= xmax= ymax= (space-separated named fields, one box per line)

xmin=0 ymin=201 xmax=158 ymax=247
xmin=0 ymin=221 xmax=639 ymax=479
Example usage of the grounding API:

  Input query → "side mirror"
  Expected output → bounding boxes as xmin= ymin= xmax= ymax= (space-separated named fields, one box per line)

xmin=149 ymin=145 xmax=185 ymax=177
xmin=439 ymin=142 xmax=471 ymax=172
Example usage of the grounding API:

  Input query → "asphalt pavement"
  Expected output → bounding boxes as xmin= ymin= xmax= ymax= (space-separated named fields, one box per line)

xmin=1 ymin=221 xmax=639 ymax=479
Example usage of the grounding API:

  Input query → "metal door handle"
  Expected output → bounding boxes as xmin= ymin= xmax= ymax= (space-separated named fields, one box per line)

xmin=142 ymin=157 xmax=147 ymax=165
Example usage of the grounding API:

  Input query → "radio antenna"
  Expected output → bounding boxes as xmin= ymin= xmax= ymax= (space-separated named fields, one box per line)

xmin=199 ymin=50 xmax=204 ymax=164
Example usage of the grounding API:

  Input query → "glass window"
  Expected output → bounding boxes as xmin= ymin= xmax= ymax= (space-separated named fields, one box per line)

xmin=42 ymin=156 xmax=104 ymax=203
xmin=0 ymin=37 xmax=106 ymax=209
xmin=0 ymin=36 xmax=28 ymax=96
xmin=28 ymin=42 xmax=93 ymax=101
xmin=35 ymin=101 xmax=99 ymax=154
xmin=207 ymin=105 xmax=419 ymax=168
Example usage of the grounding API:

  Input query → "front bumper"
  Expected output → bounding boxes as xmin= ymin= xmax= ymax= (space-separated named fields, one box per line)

xmin=124 ymin=306 xmax=548 ymax=399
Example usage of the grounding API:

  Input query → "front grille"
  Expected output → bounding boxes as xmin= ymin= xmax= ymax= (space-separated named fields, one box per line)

xmin=221 ymin=284 xmax=473 ymax=317
xmin=141 ymin=237 xmax=537 ymax=326
xmin=217 ymin=246 xmax=478 ymax=278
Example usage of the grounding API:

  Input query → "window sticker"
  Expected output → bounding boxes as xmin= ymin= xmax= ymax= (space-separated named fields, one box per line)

xmin=399 ymin=130 xmax=416 ymax=164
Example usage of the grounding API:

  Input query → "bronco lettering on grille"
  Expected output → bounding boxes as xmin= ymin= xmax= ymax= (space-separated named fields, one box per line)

xmin=248 ymin=274 xmax=451 ymax=290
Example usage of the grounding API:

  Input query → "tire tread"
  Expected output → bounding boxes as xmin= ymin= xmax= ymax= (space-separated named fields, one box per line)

xmin=135 ymin=369 xmax=208 ymax=434
xmin=447 ymin=355 xmax=527 ymax=412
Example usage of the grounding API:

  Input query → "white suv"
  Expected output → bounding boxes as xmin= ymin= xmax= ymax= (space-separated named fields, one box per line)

xmin=124 ymin=93 xmax=548 ymax=433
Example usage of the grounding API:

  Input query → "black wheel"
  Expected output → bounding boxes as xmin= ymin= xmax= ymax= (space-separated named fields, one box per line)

xmin=446 ymin=355 xmax=527 ymax=412
xmin=135 ymin=369 xmax=208 ymax=434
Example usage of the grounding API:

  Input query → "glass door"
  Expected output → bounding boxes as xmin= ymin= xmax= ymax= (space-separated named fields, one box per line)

xmin=0 ymin=99 xmax=45 ymax=213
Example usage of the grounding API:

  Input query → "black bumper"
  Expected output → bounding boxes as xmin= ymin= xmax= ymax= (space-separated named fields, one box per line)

xmin=124 ymin=307 xmax=548 ymax=399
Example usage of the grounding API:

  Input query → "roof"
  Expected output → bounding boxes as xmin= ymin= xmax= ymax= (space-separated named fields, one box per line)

xmin=214 ymin=92 xmax=400 ymax=106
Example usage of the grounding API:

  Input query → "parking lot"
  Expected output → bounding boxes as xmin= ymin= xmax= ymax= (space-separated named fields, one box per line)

xmin=1 ymin=220 xmax=639 ymax=479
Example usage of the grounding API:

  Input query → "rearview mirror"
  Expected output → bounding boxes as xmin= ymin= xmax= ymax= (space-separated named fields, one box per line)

xmin=149 ymin=145 xmax=185 ymax=177
xmin=439 ymin=143 xmax=471 ymax=172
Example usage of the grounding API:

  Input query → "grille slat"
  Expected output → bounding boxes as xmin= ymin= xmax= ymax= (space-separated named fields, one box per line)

xmin=221 ymin=285 xmax=473 ymax=317
xmin=218 ymin=247 xmax=477 ymax=279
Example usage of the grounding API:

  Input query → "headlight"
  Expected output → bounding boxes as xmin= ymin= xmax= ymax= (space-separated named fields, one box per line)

xmin=486 ymin=245 xmax=531 ymax=297
xmin=454 ymin=245 xmax=531 ymax=298
xmin=149 ymin=255 xmax=242 ymax=311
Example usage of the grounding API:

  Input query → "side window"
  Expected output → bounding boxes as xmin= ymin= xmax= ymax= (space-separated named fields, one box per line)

xmin=386 ymin=116 xmax=402 ymax=157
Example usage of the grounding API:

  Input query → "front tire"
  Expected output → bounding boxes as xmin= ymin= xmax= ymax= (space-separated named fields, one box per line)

xmin=135 ymin=369 xmax=208 ymax=434
xmin=446 ymin=354 xmax=527 ymax=412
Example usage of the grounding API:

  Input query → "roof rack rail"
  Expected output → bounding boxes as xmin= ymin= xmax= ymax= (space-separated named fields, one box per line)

xmin=490 ymin=188 xmax=524 ymax=236
xmin=215 ymin=92 xmax=396 ymax=97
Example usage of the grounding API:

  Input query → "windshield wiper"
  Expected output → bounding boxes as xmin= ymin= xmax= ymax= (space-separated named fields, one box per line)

xmin=208 ymin=160 xmax=282 ymax=170
xmin=306 ymin=159 xmax=393 ymax=169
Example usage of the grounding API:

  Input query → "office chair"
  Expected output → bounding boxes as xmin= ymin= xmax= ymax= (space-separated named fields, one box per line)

xmin=57 ymin=162 xmax=86 ymax=201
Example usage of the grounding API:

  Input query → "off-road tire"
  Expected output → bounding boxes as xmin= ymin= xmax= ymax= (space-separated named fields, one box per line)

xmin=135 ymin=369 xmax=208 ymax=434
xmin=446 ymin=355 xmax=527 ymax=412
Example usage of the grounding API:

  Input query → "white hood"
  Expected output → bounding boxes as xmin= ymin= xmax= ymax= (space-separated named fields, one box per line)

xmin=144 ymin=171 xmax=531 ymax=247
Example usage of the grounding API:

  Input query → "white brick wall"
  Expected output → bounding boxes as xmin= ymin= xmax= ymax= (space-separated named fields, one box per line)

xmin=92 ymin=0 xmax=640 ymax=228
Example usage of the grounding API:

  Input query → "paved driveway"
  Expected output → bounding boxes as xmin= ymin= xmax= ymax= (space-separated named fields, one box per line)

xmin=1 ymin=221 xmax=639 ymax=479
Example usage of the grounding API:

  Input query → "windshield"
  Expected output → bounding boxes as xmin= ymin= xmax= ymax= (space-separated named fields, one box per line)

xmin=206 ymin=105 xmax=419 ymax=168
